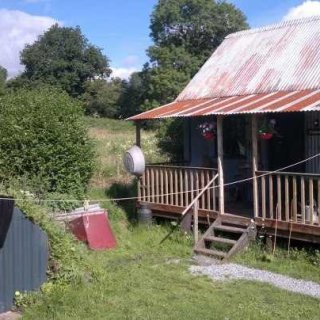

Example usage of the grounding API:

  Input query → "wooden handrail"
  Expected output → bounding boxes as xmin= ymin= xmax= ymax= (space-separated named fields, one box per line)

xmin=146 ymin=164 xmax=218 ymax=171
xmin=181 ymin=173 xmax=219 ymax=217
xmin=257 ymin=170 xmax=320 ymax=178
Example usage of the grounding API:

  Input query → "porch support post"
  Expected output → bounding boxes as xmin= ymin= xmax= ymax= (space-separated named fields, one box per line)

xmin=252 ymin=115 xmax=259 ymax=218
xmin=135 ymin=121 xmax=141 ymax=147
xmin=217 ymin=115 xmax=225 ymax=215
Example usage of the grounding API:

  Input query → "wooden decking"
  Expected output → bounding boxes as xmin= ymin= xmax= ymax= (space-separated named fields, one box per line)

xmin=138 ymin=165 xmax=320 ymax=243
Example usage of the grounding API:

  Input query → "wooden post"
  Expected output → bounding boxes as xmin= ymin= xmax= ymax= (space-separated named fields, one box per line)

xmin=193 ymin=200 xmax=199 ymax=243
xmin=135 ymin=121 xmax=141 ymax=147
xmin=217 ymin=115 xmax=225 ymax=215
xmin=252 ymin=115 xmax=259 ymax=218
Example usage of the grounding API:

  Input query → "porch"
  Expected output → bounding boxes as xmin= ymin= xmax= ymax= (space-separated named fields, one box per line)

xmin=136 ymin=113 xmax=320 ymax=243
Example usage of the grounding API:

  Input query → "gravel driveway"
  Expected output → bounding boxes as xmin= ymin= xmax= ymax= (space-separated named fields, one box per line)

xmin=190 ymin=256 xmax=320 ymax=299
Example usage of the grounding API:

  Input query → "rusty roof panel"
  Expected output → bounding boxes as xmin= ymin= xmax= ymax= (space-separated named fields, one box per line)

xmin=177 ymin=17 xmax=320 ymax=101
xmin=127 ymin=89 xmax=320 ymax=120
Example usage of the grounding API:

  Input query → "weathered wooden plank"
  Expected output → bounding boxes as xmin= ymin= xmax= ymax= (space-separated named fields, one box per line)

xmin=174 ymin=169 xmax=178 ymax=206
xmin=156 ymin=168 xmax=160 ymax=203
xmin=285 ymin=175 xmax=289 ymax=222
xmin=309 ymin=178 xmax=314 ymax=224
xmin=169 ymin=169 xmax=174 ymax=205
xmin=164 ymin=169 xmax=169 ymax=205
xmin=193 ymin=200 xmax=199 ymax=243
xmin=179 ymin=169 xmax=184 ymax=207
xmin=200 ymin=170 xmax=205 ymax=209
xmin=184 ymin=169 xmax=189 ymax=206
xmin=261 ymin=175 xmax=266 ymax=219
xmin=160 ymin=168 xmax=164 ymax=204
xmin=277 ymin=175 xmax=282 ymax=220
xmin=292 ymin=176 xmax=297 ymax=222
xmin=269 ymin=175 xmax=274 ymax=219
xmin=301 ymin=177 xmax=306 ymax=224
xmin=206 ymin=170 xmax=211 ymax=211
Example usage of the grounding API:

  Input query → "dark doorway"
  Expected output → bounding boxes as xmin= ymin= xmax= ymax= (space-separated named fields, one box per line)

xmin=268 ymin=113 xmax=305 ymax=173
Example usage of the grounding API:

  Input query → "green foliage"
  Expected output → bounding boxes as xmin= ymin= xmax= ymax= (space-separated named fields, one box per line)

xmin=82 ymin=78 xmax=124 ymax=117
xmin=0 ymin=65 xmax=7 ymax=95
xmin=19 ymin=24 xmax=111 ymax=97
xmin=156 ymin=118 xmax=185 ymax=161
xmin=0 ymin=87 xmax=94 ymax=197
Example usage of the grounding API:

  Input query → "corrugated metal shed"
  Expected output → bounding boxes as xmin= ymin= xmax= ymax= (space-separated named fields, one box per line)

xmin=129 ymin=89 xmax=320 ymax=119
xmin=129 ymin=17 xmax=320 ymax=120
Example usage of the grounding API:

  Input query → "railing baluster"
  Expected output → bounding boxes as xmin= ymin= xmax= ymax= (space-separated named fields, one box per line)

xmin=156 ymin=168 xmax=160 ymax=203
xmin=160 ymin=168 xmax=164 ymax=204
xmin=206 ymin=170 xmax=211 ymax=211
xmin=179 ymin=169 xmax=184 ymax=207
xmin=170 ymin=168 xmax=174 ymax=205
xmin=151 ymin=168 xmax=155 ymax=203
xmin=184 ymin=169 xmax=188 ymax=206
xmin=174 ymin=169 xmax=178 ymax=206
xmin=301 ymin=176 xmax=306 ymax=224
xmin=277 ymin=175 xmax=282 ymax=220
xmin=269 ymin=174 xmax=274 ymax=219
xmin=200 ymin=170 xmax=205 ymax=210
xmin=285 ymin=175 xmax=289 ymax=222
xmin=190 ymin=169 xmax=194 ymax=207
xmin=309 ymin=178 xmax=314 ymax=224
xmin=292 ymin=176 xmax=297 ymax=222
xmin=318 ymin=179 xmax=320 ymax=224
xmin=261 ymin=175 xmax=266 ymax=219
xmin=164 ymin=168 xmax=169 ymax=205
xmin=212 ymin=171 xmax=217 ymax=212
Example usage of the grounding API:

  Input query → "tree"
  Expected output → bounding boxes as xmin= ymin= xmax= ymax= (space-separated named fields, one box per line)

xmin=146 ymin=0 xmax=249 ymax=106
xmin=0 ymin=66 xmax=7 ymax=95
xmin=138 ymin=0 xmax=249 ymax=159
xmin=82 ymin=78 xmax=124 ymax=117
xmin=20 ymin=24 xmax=111 ymax=97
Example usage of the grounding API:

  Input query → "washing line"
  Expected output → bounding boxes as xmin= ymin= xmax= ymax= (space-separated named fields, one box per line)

xmin=1 ymin=152 xmax=320 ymax=203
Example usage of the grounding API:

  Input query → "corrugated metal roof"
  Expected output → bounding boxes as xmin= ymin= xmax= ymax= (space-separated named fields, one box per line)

xmin=177 ymin=17 xmax=320 ymax=100
xmin=128 ymin=89 xmax=320 ymax=120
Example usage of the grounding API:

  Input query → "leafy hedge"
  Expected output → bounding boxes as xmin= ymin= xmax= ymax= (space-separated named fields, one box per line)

xmin=0 ymin=87 xmax=94 ymax=197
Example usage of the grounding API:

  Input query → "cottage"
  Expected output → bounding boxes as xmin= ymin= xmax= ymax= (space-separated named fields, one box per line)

xmin=128 ymin=17 xmax=320 ymax=257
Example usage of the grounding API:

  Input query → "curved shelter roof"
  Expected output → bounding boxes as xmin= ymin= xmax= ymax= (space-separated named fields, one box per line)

xmin=129 ymin=17 xmax=320 ymax=120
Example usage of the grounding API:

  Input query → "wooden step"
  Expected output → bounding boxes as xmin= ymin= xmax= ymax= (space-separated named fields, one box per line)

xmin=194 ymin=247 xmax=227 ymax=258
xmin=214 ymin=225 xmax=246 ymax=234
xmin=204 ymin=236 xmax=237 ymax=245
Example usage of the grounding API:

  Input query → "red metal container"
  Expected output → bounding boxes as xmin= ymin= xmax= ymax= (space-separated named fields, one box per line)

xmin=68 ymin=211 xmax=117 ymax=250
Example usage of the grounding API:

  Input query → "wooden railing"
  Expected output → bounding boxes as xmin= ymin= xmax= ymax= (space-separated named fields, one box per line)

xmin=257 ymin=171 xmax=320 ymax=225
xmin=138 ymin=165 xmax=218 ymax=212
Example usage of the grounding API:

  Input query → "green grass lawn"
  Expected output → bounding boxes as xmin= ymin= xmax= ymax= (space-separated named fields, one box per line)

xmin=22 ymin=219 xmax=320 ymax=320
xmin=21 ymin=117 xmax=320 ymax=319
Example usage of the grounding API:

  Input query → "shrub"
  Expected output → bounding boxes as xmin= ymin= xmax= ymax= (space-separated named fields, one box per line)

xmin=0 ymin=87 xmax=94 ymax=197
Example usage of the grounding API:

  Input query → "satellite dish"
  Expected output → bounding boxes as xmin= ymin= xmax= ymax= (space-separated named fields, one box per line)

xmin=123 ymin=145 xmax=145 ymax=176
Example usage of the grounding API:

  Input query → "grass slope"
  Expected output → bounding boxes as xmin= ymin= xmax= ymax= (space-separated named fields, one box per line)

xmin=23 ymin=221 xmax=320 ymax=320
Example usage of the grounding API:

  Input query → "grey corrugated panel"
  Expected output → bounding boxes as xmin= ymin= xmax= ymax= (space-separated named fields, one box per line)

xmin=0 ymin=206 xmax=48 ymax=313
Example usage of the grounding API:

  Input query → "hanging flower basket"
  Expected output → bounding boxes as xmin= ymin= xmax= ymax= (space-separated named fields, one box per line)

xmin=203 ymin=131 xmax=215 ymax=141
xmin=258 ymin=119 xmax=276 ymax=140
xmin=198 ymin=121 xmax=216 ymax=141
xmin=259 ymin=131 xmax=273 ymax=140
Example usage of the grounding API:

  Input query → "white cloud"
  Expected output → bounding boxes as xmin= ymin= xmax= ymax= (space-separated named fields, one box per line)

xmin=0 ymin=9 xmax=57 ymax=78
xmin=283 ymin=1 xmax=320 ymax=21
xmin=111 ymin=67 xmax=138 ymax=80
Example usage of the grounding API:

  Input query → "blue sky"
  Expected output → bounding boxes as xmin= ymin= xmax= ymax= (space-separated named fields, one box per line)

xmin=0 ymin=0 xmax=318 ymax=78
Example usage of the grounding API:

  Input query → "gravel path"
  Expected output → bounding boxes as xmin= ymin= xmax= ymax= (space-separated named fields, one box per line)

xmin=190 ymin=257 xmax=320 ymax=299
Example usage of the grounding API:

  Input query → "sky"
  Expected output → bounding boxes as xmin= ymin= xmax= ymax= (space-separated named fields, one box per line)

xmin=0 ymin=0 xmax=320 ymax=79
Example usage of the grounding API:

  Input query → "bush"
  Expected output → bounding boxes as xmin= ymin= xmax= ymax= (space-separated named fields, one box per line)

xmin=0 ymin=87 xmax=94 ymax=197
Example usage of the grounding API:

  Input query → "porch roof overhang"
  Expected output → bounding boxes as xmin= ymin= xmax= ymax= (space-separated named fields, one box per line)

xmin=128 ymin=89 xmax=320 ymax=121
